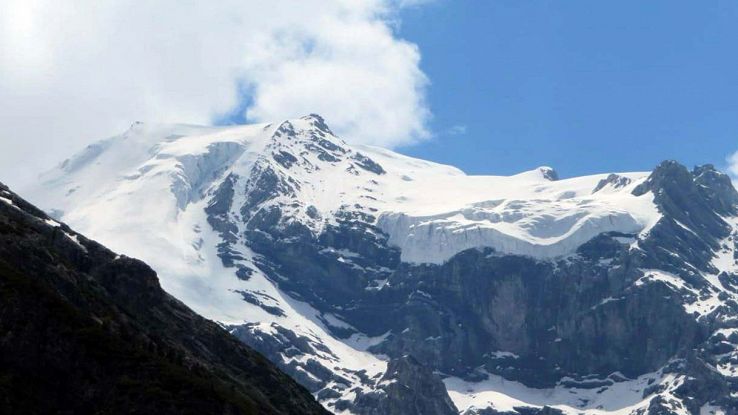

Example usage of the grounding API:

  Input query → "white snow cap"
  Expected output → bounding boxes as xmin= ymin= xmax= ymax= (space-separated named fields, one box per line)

xmin=27 ymin=115 xmax=660 ymax=268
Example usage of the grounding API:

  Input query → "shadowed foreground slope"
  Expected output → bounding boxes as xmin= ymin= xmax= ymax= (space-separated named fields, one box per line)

xmin=0 ymin=181 xmax=328 ymax=415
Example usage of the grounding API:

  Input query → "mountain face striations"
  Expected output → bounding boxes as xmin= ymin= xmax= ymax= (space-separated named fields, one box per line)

xmin=24 ymin=115 xmax=738 ymax=414
xmin=0 ymin=181 xmax=327 ymax=414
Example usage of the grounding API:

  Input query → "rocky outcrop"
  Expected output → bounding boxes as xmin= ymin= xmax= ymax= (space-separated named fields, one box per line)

xmin=592 ymin=173 xmax=632 ymax=193
xmin=350 ymin=356 xmax=458 ymax=415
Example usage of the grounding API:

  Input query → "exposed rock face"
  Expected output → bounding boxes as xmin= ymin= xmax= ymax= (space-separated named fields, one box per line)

xmin=350 ymin=356 xmax=458 ymax=415
xmin=692 ymin=164 xmax=738 ymax=217
xmin=539 ymin=166 xmax=559 ymax=181
xmin=0 ymin=182 xmax=327 ymax=415
xmin=592 ymin=173 xmax=632 ymax=193
xmin=366 ymin=248 xmax=704 ymax=386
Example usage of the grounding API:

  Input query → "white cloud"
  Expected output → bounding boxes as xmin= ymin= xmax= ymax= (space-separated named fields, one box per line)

xmin=0 ymin=0 xmax=429 ymax=188
xmin=728 ymin=151 xmax=738 ymax=176
xmin=727 ymin=151 xmax=738 ymax=189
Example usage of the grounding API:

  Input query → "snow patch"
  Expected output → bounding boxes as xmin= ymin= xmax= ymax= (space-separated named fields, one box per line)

xmin=445 ymin=368 xmax=687 ymax=415
xmin=0 ymin=196 xmax=15 ymax=207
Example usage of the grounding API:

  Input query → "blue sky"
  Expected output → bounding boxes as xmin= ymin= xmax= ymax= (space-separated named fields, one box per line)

xmin=393 ymin=0 xmax=738 ymax=177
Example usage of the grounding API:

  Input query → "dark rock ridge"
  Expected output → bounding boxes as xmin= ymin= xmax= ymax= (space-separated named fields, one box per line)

xmin=349 ymin=355 xmax=458 ymax=415
xmin=0 ymin=181 xmax=327 ymax=415
xmin=539 ymin=166 xmax=559 ymax=181
xmin=592 ymin=173 xmax=631 ymax=193
xmin=205 ymin=119 xmax=738 ymax=414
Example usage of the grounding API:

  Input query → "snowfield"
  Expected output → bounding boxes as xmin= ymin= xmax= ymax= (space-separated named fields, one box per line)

xmin=30 ymin=117 xmax=660 ymax=265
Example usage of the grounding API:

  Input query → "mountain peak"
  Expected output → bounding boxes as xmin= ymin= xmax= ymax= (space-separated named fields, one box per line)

xmin=300 ymin=113 xmax=334 ymax=136
xmin=512 ymin=165 xmax=559 ymax=181
xmin=537 ymin=165 xmax=559 ymax=181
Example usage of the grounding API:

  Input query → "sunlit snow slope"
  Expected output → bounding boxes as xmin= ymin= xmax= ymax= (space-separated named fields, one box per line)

xmin=32 ymin=117 xmax=659 ymax=265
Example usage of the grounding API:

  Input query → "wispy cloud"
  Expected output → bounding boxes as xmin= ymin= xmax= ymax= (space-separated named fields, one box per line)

xmin=728 ymin=151 xmax=738 ymax=176
xmin=0 ymin=1 xmax=430 ymax=187
xmin=446 ymin=124 xmax=468 ymax=136
xmin=727 ymin=151 xmax=738 ymax=188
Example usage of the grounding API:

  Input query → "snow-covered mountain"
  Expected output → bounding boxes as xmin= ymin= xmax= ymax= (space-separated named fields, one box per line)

xmin=26 ymin=115 xmax=738 ymax=414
